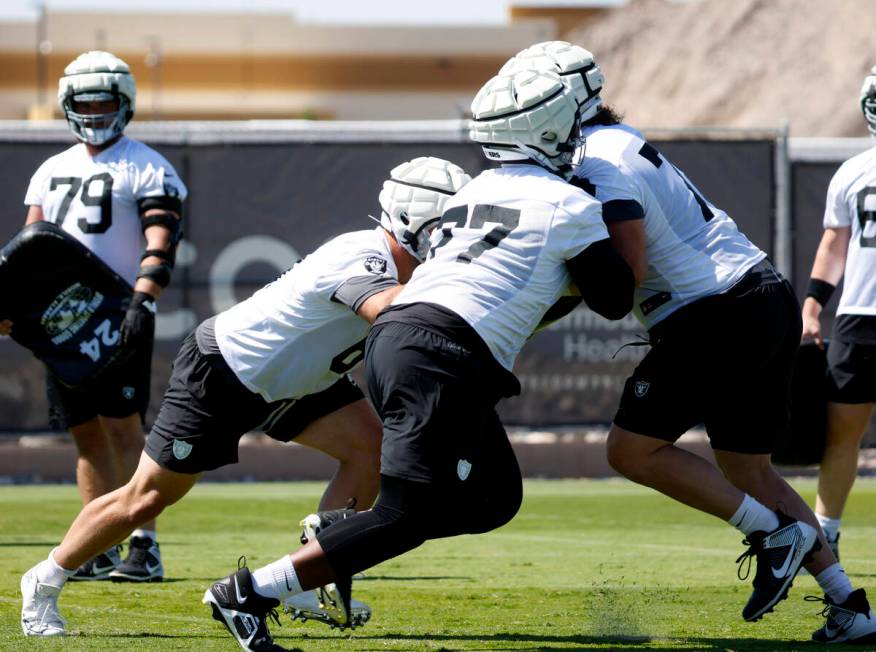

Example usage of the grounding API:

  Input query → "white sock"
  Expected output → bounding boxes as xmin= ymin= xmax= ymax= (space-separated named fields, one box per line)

xmin=815 ymin=514 xmax=841 ymax=542
xmin=35 ymin=549 xmax=77 ymax=587
xmin=727 ymin=494 xmax=780 ymax=536
xmin=251 ymin=555 xmax=302 ymax=601
xmin=131 ymin=529 xmax=157 ymax=542
xmin=816 ymin=563 xmax=853 ymax=604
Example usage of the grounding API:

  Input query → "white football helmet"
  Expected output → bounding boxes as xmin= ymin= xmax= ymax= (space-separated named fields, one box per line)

xmin=470 ymin=68 xmax=584 ymax=178
xmin=861 ymin=66 xmax=876 ymax=136
xmin=500 ymin=41 xmax=604 ymax=122
xmin=377 ymin=156 xmax=471 ymax=262
xmin=58 ymin=51 xmax=136 ymax=146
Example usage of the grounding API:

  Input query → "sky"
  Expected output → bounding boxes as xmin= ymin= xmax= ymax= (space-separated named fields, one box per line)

xmin=0 ymin=0 xmax=630 ymax=24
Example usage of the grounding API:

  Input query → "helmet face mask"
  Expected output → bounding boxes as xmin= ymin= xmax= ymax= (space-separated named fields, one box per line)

xmin=58 ymin=51 xmax=136 ymax=146
xmin=861 ymin=66 xmax=876 ymax=136
xmin=470 ymin=68 xmax=584 ymax=179
xmin=377 ymin=157 xmax=472 ymax=262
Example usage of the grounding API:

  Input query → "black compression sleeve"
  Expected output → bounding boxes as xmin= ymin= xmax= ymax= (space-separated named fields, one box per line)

xmin=566 ymin=238 xmax=635 ymax=320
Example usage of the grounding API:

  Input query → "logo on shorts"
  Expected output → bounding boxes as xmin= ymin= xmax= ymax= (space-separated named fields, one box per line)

xmin=122 ymin=386 xmax=135 ymax=400
xmin=172 ymin=439 xmax=193 ymax=460
xmin=457 ymin=459 xmax=472 ymax=481
xmin=634 ymin=380 xmax=650 ymax=398
xmin=364 ymin=256 xmax=387 ymax=275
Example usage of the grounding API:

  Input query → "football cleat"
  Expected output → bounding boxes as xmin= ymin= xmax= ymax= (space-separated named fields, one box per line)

xmin=68 ymin=545 xmax=121 ymax=581
xmin=109 ymin=536 xmax=164 ymax=582
xmin=736 ymin=511 xmax=819 ymax=622
xmin=284 ymin=589 xmax=372 ymax=630
xmin=808 ymin=588 xmax=876 ymax=644
xmin=203 ymin=559 xmax=285 ymax=651
xmin=299 ymin=503 xmax=361 ymax=629
xmin=20 ymin=567 xmax=66 ymax=637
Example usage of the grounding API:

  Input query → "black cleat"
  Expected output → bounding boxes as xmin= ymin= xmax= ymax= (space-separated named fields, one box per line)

xmin=737 ymin=511 xmax=819 ymax=622
xmin=109 ymin=536 xmax=163 ymax=582
xmin=808 ymin=588 xmax=876 ymax=644
xmin=203 ymin=559 xmax=286 ymax=651
xmin=69 ymin=546 xmax=121 ymax=581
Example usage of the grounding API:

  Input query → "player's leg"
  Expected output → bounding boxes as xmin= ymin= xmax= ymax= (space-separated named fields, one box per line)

xmin=52 ymin=370 xmax=128 ymax=581
xmin=69 ymin=417 xmax=119 ymax=506
xmin=21 ymin=453 xmax=197 ymax=637
xmin=817 ymin=402 xmax=871 ymax=523
xmin=102 ymin=413 xmax=164 ymax=581
xmin=816 ymin=337 xmax=876 ymax=557
xmin=273 ymin=389 xmax=381 ymax=511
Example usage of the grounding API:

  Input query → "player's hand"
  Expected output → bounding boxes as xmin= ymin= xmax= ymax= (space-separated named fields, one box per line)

xmin=120 ymin=291 xmax=156 ymax=347
xmin=801 ymin=313 xmax=824 ymax=349
xmin=0 ymin=319 xmax=12 ymax=336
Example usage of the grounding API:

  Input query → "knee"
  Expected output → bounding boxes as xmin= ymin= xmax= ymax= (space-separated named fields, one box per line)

xmin=122 ymin=485 xmax=168 ymax=526
xmin=103 ymin=421 xmax=145 ymax=450
xmin=605 ymin=430 xmax=639 ymax=479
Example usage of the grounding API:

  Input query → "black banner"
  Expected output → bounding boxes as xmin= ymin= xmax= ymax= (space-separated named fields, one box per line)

xmin=0 ymin=134 xmax=776 ymax=429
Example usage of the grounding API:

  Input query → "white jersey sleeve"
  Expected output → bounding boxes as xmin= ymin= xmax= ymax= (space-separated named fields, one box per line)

xmin=395 ymin=165 xmax=608 ymax=371
xmin=824 ymin=146 xmax=876 ymax=315
xmin=575 ymin=124 xmax=766 ymax=329
xmin=22 ymin=137 xmax=187 ymax=285
xmin=214 ymin=227 xmax=399 ymax=402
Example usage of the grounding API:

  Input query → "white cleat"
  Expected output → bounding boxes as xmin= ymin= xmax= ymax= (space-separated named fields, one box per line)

xmin=20 ymin=567 xmax=66 ymax=637
xmin=283 ymin=589 xmax=371 ymax=630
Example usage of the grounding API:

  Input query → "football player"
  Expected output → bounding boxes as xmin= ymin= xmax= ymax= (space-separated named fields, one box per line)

xmin=503 ymin=41 xmax=876 ymax=643
xmin=0 ymin=51 xmax=186 ymax=584
xmin=203 ymin=68 xmax=635 ymax=651
xmin=800 ymin=65 xmax=876 ymax=586
xmin=19 ymin=156 xmax=471 ymax=639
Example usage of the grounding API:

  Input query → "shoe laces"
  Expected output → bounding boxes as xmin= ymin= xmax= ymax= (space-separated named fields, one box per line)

xmin=124 ymin=539 xmax=153 ymax=566
xmin=805 ymin=594 xmax=833 ymax=618
xmin=33 ymin=584 xmax=67 ymax=630
xmin=735 ymin=537 xmax=763 ymax=581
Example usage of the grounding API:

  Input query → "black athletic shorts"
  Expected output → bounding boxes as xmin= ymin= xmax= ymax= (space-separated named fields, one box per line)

xmin=46 ymin=328 xmax=153 ymax=430
xmin=144 ymin=328 xmax=364 ymax=474
xmin=826 ymin=316 xmax=876 ymax=403
xmin=366 ymin=302 xmax=521 ymax=484
xmin=613 ymin=261 xmax=802 ymax=454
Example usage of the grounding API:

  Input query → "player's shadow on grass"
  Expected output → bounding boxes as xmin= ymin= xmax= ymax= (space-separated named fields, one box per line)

xmin=359 ymin=574 xmax=471 ymax=581
xmin=0 ymin=541 xmax=59 ymax=547
xmin=318 ymin=632 xmax=829 ymax=650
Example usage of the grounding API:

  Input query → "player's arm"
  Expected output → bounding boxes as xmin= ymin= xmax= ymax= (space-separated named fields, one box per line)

xmin=356 ymin=284 xmax=404 ymax=324
xmin=606 ymin=217 xmax=647 ymax=286
xmin=24 ymin=205 xmax=44 ymax=225
xmin=802 ymin=225 xmax=850 ymax=348
xmin=332 ymin=271 xmax=401 ymax=325
xmin=566 ymin=238 xmax=635 ymax=320
xmin=120 ymin=202 xmax=183 ymax=346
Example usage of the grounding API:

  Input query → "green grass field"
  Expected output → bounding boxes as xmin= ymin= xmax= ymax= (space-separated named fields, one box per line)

xmin=1 ymin=479 xmax=875 ymax=651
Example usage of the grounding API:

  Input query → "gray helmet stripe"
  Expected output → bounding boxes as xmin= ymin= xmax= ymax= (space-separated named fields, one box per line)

xmin=389 ymin=178 xmax=456 ymax=196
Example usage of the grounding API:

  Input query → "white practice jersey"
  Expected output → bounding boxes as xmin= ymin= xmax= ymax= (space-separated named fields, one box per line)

xmin=823 ymin=145 xmax=876 ymax=316
xmin=24 ymin=136 xmax=186 ymax=286
xmin=576 ymin=123 xmax=765 ymax=329
xmin=395 ymin=165 xmax=608 ymax=371
xmin=215 ymin=227 xmax=399 ymax=402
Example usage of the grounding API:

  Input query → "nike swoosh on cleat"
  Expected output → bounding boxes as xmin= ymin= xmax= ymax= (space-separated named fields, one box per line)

xmin=771 ymin=548 xmax=796 ymax=578
xmin=234 ymin=576 xmax=247 ymax=604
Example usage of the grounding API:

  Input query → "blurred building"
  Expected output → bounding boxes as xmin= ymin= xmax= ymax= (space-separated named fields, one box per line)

xmin=0 ymin=2 xmax=618 ymax=121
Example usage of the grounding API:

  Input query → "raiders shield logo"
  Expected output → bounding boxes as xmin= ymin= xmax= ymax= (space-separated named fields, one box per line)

xmin=634 ymin=380 xmax=650 ymax=398
xmin=364 ymin=256 xmax=387 ymax=274
xmin=457 ymin=459 xmax=472 ymax=481
xmin=172 ymin=439 xmax=193 ymax=460
xmin=122 ymin=386 xmax=136 ymax=400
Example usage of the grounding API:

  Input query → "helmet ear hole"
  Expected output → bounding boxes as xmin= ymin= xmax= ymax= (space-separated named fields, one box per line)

xmin=399 ymin=212 xmax=410 ymax=226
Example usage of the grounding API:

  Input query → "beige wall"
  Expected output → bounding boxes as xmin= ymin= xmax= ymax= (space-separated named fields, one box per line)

xmin=0 ymin=10 xmax=606 ymax=120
